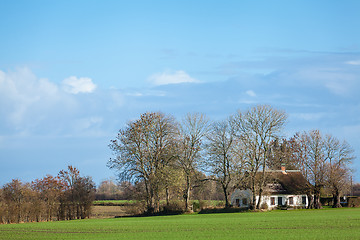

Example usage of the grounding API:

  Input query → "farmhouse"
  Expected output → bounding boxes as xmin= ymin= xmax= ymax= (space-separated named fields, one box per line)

xmin=231 ymin=165 xmax=309 ymax=209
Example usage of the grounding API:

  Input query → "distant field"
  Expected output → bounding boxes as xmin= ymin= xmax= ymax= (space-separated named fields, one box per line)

xmin=1 ymin=208 xmax=359 ymax=240
xmin=91 ymin=200 xmax=225 ymax=218
xmin=93 ymin=200 xmax=137 ymax=205
xmin=93 ymin=199 xmax=223 ymax=206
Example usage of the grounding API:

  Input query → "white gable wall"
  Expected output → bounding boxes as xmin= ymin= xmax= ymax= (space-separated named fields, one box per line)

xmin=230 ymin=189 xmax=252 ymax=208
xmin=231 ymin=189 xmax=308 ymax=209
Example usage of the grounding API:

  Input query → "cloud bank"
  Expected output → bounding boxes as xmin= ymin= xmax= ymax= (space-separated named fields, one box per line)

xmin=1 ymin=51 xmax=360 ymax=185
xmin=0 ymin=68 xmax=101 ymax=136
xmin=62 ymin=76 xmax=97 ymax=94
xmin=148 ymin=70 xmax=200 ymax=85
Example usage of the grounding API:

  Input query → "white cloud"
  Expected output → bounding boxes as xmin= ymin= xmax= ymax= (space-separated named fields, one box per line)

xmin=0 ymin=67 xmax=60 ymax=127
xmin=294 ymin=67 xmax=357 ymax=96
xmin=73 ymin=117 xmax=103 ymax=132
xmin=62 ymin=76 xmax=97 ymax=94
xmin=0 ymin=68 xmax=103 ymax=136
xmin=148 ymin=70 xmax=200 ymax=86
xmin=246 ymin=90 xmax=257 ymax=97
xmin=345 ymin=60 xmax=360 ymax=65
xmin=125 ymin=90 xmax=166 ymax=97
xmin=291 ymin=112 xmax=325 ymax=121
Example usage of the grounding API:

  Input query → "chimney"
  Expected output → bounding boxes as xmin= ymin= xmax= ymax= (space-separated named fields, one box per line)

xmin=281 ymin=163 xmax=287 ymax=174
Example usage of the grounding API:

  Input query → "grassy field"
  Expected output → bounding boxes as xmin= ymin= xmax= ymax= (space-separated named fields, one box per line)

xmin=93 ymin=200 xmax=137 ymax=205
xmin=0 ymin=208 xmax=359 ymax=240
xmin=91 ymin=205 xmax=128 ymax=218
xmin=93 ymin=199 xmax=224 ymax=206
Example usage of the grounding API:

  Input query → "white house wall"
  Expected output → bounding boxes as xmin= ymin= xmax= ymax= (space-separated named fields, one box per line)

xmin=231 ymin=190 xmax=308 ymax=209
xmin=230 ymin=189 xmax=252 ymax=208
xmin=256 ymin=194 xmax=308 ymax=209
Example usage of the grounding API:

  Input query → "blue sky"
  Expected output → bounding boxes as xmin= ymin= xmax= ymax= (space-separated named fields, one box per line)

xmin=1 ymin=0 xmax=360 ymax=185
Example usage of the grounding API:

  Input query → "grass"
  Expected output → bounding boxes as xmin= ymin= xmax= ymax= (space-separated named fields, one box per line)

xmin=0 ymin=208 xmax=359 ymax=240
xmin=91 ymin=206 xmax=128 ymax=218
xmin=93 ymin=200 xmax=137 ymax=206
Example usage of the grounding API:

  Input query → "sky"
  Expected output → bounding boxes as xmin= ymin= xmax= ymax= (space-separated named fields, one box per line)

xmin=1 ymin=0 xmax=360 ymax=185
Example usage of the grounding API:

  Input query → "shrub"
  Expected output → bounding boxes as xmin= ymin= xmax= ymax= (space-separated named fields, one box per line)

xmin=260 ymin=202 xmax=268 ymax=210
xmin=161 ymin=201 xmax=185 ymax=214
xmin=199 ymin=207 xmax=249 ymax=214
xmin=124 ymin=201 xmax=146 ymax=216
xmin=192 ymin=201 xmax=200 ymax=212
xmin=348 ymin=197 xmax=360 ymax=208
xmin=216 ymin=201 xmax=225 ymax=208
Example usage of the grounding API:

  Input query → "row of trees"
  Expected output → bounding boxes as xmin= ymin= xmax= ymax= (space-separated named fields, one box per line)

xmin=0 ymin=166 xmax=95 ymax=224
xmin=108 ymin=105 xmax=355 ymax=212
xmin=288 ymin=131 xmax=354 ymax=208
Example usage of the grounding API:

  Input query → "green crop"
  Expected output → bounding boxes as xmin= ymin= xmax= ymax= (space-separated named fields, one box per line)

xmin=0 ymin=208 xmax=359 ymax=240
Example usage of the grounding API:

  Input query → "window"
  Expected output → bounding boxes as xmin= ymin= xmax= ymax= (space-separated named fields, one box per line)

xmin=270 ymin=197 xmax=275 ymax=205
xmin=302 ymin=196 xmax=307 ymax=205
xmin=242 ymin=198 xmax=248 ymax=205
xmin=235 ymin=199 xmax=240 ymax=206
xmin=289 ymin=197 xmax=294 ymax=205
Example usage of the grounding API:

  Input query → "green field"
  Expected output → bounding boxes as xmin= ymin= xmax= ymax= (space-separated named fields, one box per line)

xmin=0 ymin=208 xmax=359 ymax=240
xmin=93 ymin=200 xmax=137 ymax=205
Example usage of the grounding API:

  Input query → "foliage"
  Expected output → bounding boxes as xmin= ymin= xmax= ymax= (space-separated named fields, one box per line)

xmin=108 ymin=112 xmax=179 ymax=213
xmin=57 ymin=166 xmax=96 ymax=220
xmin=260 ymin=202 xmax=269 ymax=210
xmin=107 ymin=106 xmax=355 ymax=214
xmin=203 ymin=117 xmax=244 ymax=208
xmin=0 ymin=166 xmax=94 ymax=224
xmin=233 ymin=105 xmax=287 ymax=209
xmin=93 ymin=200 xmax=136 ymax=206
xmin=177 ymin=113 xmax=209 ymax=211
xmin=348 ymin=197 xmax=360 ymax=207
xmin=290 ymin=130 xmax=354 ymax=209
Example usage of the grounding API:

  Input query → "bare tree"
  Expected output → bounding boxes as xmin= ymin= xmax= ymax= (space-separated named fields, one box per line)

xmin=32 ymin=175 xmax=64 ymax=221
xmin=177 ymin=113 xmax=209 ymax=211
xmin=268 ymin=138 xmax=299 ymax=170
xmin=108 ymin=112 xmax=179 ymax=213
xmin=233 ymin=105 xmax=287 ymax=209
xmin=58 ymin=166 xmax=95 ymax=220
xmin=324 ymin=135 xmax=354 ymax=208
xmin=2 ymin=179 xmax=25 ymax=223
xmin=96 ymin=179 xmax=123 ymax=200
xmin=204 ymin=118 xmax=244 ymax=208
xmin=292 ymin=130 xmax=327 ymax=209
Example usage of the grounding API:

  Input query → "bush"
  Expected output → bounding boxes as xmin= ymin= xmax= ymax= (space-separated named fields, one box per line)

xmin=199 ymin=207 xmax=249 ymax=214
xmin=192 ymin=200 xmax=212 ymax=212
xmin=192 ymin=201 xmax=200 ymax=212
xmin=216 ymin=201 xmax=225 ymax=208
xmin=160 ymin=201 xmax=185 ymax=215
xmin=124 ymin=201 xmax=146 ymax=216
xmin=260 ymin=202 xmax=269 ymax=210
xmin=348 ymin=197 xmax=360 ymax=207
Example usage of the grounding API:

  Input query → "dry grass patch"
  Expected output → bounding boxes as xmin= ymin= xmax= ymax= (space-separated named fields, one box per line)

xmin=90 ymin=206 xmax=128 ymax=218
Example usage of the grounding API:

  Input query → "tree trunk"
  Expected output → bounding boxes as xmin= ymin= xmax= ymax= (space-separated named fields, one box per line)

xmin=144 ymin=180 xmax=154 ymax=214
xmin=257 ymin=155 xmax=267 ymax=210
xmin=251 ymin=183 xmax=256 ymax=210
xmin=146 ymin=188 xmax=155 ymax=214
xmin=184 ymin=175 xmax=191 ymax=211
xmin=223 ymin=185 xmax=230 ymax=208
xmin=332 ymin=188 xmax=342 ymax=208
xmin=307 ymin=194 xmax=314 ymax=209
xmin=165 ymin=187 xmax=170 ymax=206
xmin=313 ymin=190 xmax=322 ymax=209
xmin=256 ymin=188 xmax=263 ymax=209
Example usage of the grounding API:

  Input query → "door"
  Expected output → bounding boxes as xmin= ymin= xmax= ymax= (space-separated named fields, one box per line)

xmin=278 ymin=197 xmax=283 ymax=206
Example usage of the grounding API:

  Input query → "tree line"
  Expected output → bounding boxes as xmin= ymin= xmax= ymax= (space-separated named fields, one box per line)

xmin=108 ymin=105 xmax=355 ymax=213
xmin=0 ymin=166 xmax=95 ymax=224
